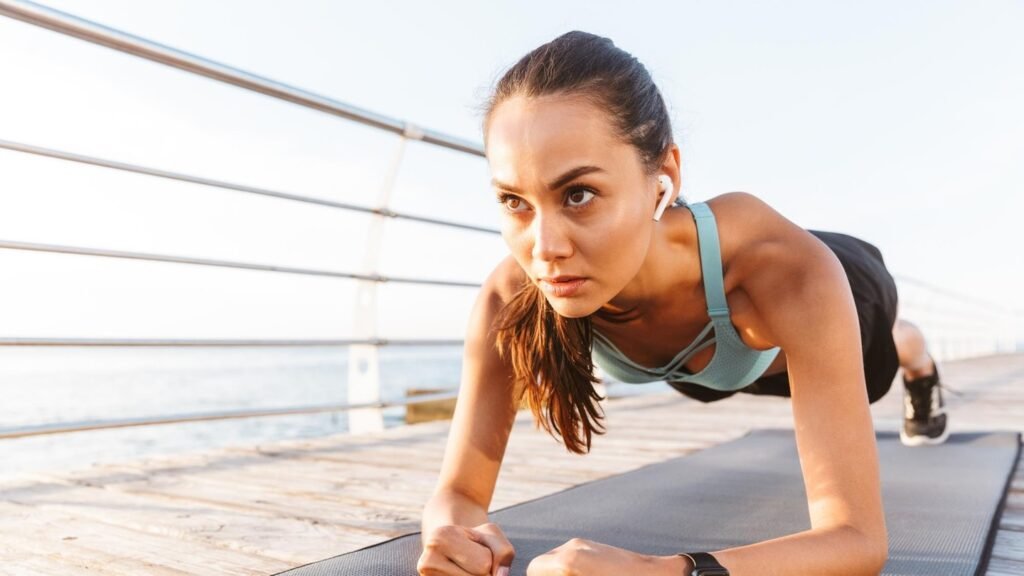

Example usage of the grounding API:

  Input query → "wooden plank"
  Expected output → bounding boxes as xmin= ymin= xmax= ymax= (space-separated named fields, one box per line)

xmin=2 ymin=475 xmax=375 ymax=562
xmin=53 ymin=464 xmax=434 ymax=533
xmin=0 ymin=501 xmax=292 ymax=576
xmin=0 ymin=353 xmax=1020 ymax=575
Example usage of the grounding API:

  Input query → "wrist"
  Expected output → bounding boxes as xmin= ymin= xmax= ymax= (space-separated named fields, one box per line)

xmin=420 ymin=490 xmax=488 ymax=534
xmin=652 ymin=553 xmax=694 ymax=575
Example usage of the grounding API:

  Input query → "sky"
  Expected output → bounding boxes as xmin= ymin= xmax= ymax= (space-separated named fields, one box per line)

xmin=0 ymin=0 xmax=1021 ymax=345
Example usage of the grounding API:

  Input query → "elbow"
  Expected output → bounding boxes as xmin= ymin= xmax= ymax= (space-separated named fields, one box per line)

xmin=867 ymin=526 xmax=890 ymax=573
xmin=845 ymin=524 xmax=889 ymax=574
xmin=866 ymin=543 xmax=888 ymax=575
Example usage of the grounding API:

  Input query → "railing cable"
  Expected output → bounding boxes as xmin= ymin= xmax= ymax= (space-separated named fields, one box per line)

xmin=0 ymin=138 xmax=499 ymax=235
xmin=0 ymin=0 xmax=484 ymax=157
xmin=0 ymin=238 xmax=483 ymax=288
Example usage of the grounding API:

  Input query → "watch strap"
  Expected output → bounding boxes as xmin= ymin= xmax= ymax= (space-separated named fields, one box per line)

xmin=677 ymin=551 xmax=729 ymax=575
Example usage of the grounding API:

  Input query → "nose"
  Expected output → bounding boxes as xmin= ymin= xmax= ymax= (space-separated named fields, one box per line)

xmin=531 ymin=212 xmax=574 ymax=262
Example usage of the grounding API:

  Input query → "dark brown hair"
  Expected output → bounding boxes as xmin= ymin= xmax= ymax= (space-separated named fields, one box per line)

xmin=479 ymin=31 xmax=675 ymax=454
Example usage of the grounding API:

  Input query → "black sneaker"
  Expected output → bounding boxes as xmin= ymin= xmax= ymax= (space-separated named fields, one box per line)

xmin=900 ymin=361 xmax=949 ymax=446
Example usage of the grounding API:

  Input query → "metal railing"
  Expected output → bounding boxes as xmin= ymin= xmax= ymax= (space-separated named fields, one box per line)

xmin=1 ymin=0 xmax=1019 ymax=441
xmin=0 ymin=337 xmax=462 ymax=346
xmin=0 ymin=1 xmax=484 ymax=156
xmin=892 ymin=274 xmax=1020 ymax=361
xmin=0 ymin=138 xmax=499 ymax=235
xmin=0 ymin=389 xmax=460 ymax=440
xmin=0 ymin=0 xmax=488 ymax=438
xmin=0 ymin=237 xmax=483 ymax=288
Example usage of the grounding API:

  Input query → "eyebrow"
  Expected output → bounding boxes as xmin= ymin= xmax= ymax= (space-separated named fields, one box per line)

xmin=491 ymin=165 xmax=606 ymax=194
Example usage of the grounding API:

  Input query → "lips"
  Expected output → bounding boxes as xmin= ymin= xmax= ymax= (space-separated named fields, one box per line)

xmin=541 ymin=275 xmax=584 ymax=283
xmin=538 ymin=275 xmax=587 ymax=297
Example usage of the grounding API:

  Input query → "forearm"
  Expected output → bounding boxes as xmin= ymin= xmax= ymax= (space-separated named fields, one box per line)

xmin=659 ymin=525 xmax=886 ymax=576
xmin=420 ymin=488 xmax=490 ymax=534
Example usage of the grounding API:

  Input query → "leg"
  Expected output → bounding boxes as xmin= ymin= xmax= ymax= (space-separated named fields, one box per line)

xmin=891 ymin=318 xmax=949 ymax=446
xmin=892 ymin=318 xmax=936 ymax=379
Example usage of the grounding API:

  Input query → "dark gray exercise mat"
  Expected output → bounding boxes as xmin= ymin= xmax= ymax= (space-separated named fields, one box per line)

xmin=274 ymin=428 xmax=1021 ymax=576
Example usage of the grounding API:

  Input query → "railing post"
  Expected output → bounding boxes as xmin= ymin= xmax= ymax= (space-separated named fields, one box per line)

xmin=347 ymin=124 xmax=421 ymax=434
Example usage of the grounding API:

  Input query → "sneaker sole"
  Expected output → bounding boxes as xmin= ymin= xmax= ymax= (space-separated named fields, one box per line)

xmin=900 ymin=424 xmax=950 ymax=447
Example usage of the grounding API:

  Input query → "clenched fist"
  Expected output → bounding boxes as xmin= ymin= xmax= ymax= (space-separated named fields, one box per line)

xmin=418 ymin=522 xmax=515 ymax=576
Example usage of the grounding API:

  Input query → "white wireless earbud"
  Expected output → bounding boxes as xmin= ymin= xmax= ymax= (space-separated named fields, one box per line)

xmin=652 ymin=175 xmax=674 ymax=221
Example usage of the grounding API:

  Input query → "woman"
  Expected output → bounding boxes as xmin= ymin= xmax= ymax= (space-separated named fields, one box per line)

xmin=418 ymin=31 xmax=948 ymax=576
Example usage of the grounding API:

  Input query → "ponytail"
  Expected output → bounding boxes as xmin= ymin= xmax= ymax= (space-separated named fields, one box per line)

xmin=493 ymin=279 xmax=606 ymax=454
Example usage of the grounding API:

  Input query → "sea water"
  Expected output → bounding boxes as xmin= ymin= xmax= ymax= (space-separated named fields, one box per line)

xmin=0 ymin=346 xmax=664 ymax=480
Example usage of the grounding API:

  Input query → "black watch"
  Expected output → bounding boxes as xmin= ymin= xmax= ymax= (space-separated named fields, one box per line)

xmin=677 ymin=552 xmax=730 ymax=576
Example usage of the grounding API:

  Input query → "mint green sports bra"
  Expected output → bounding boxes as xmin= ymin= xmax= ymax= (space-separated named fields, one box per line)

xmin=591 ymin=201 xmax=781 ymax=391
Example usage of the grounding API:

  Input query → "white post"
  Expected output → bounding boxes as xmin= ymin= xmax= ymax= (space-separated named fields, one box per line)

xmin=347 ymin=124 xmax=421 ymax=434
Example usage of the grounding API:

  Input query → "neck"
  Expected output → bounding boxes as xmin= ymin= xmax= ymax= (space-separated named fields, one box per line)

xmin=596 ymin=207 xmax=698 ymax=325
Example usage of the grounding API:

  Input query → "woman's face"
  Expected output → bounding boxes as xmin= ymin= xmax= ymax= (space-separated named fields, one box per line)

xmin=485 ymin=94 xmax=663 ymax=318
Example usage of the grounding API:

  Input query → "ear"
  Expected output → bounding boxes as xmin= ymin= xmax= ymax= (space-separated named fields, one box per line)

xmin=658 ymin=143 xmax=684 ymax=204
xmin=653 ymin=175 xmax=675 ymax=221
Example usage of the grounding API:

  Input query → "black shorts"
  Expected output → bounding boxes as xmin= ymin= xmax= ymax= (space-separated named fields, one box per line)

xmin=668 ymin=230 xmax=901 ymax=405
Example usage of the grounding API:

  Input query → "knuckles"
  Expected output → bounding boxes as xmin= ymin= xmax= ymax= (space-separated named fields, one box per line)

xmin=418 ymin=524 xmax=496 ymax=576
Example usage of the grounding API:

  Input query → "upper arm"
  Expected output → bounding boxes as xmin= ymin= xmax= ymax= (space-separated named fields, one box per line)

xmin=433 ymin=254 xmax=524 ymax=510
xmin=737 ymin=194 xmax=887 ymax=547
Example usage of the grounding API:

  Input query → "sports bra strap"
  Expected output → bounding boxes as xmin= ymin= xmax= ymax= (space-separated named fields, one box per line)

xmin=686 ymin=202 xmax=730 ymax=319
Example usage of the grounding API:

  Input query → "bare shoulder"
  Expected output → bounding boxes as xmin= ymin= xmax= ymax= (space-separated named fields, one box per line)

xmin=483 ymin=253 xmax=530 ymax=305
xmin=705 ymin=191 xmax=793 ymax=240
xmin=705 ymin=191 xmax=840 ymax=301
xmin=704 ymin=191 xmax=797 ymax=270
xmin=460 ymin=254 xmax=529 ymax=351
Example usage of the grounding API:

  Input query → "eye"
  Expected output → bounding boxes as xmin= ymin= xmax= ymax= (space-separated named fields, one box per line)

xmin=565 ymin=186 xmax=596 ymax=209
xmin=496 ymin=192 xmax=529 ymax=213
xmin=495 ymin=186 xmax=595 ymax=214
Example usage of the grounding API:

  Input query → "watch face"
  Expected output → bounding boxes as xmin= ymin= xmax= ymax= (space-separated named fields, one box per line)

xmin=695 ymin=571 xmax=730 ymax=576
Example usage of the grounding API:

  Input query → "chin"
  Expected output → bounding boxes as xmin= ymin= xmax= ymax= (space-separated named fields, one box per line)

xmin=545 ymin=296 xmax=601 ymax=319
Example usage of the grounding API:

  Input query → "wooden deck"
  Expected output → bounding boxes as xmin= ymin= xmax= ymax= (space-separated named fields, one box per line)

xmin=1 ymin=352 xmax=1022 ymax=575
